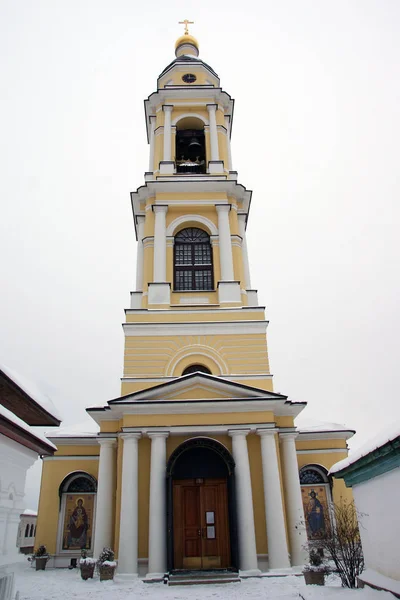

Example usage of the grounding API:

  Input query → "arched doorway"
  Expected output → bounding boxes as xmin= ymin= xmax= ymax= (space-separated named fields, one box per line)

xmin=166 ymin=438 xmax=238 ymax=571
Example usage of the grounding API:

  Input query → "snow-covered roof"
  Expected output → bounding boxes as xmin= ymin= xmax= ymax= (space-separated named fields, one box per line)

xmin=22 ymin=509 xmax=37 ymax=516
xmin=47 ymin=419 xmax=99 ymax=438
xmin=0 ymin=362 xmax=62 ymax=423
xmin=330 ymin=422 xmax=400 ymax=474
xmin=295 ymin=417 xmax=354 ymax=433
xmin=0 ymin=403 xmax=57 ymax=451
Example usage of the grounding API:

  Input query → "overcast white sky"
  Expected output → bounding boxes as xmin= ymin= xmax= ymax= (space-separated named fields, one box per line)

xmin=1 ymin=0 xmax=399 ymax=508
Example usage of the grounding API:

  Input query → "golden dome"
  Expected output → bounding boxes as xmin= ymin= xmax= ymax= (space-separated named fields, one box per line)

xmin=175 ymin=33 xmax=199 ymax=51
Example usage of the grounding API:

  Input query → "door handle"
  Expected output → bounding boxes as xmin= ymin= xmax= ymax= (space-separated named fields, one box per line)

xmin=197 ymin=528 xmax=201 ymax=537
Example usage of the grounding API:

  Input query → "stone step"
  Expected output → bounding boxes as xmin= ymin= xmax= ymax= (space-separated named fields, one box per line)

xmin=168 ymin=571 xmax=240 ymax=586
xmin=168 ymin=577 xmax=240 ymax=586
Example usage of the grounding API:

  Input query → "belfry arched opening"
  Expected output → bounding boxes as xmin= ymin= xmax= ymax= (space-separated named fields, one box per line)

xmin=166 ymin=438 xmax=238 ymax=571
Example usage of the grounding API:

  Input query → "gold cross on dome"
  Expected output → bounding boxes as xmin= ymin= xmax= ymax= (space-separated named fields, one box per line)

xmin=179 ymin=19 xmax=194 ymax=35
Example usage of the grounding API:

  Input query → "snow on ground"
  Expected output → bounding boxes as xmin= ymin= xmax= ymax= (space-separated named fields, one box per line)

xmin=14 ymin=566 xmax=392 ymax=600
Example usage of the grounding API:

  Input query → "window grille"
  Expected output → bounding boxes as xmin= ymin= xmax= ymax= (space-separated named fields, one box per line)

xmin=174 ymin=228 xmax=213 ymax=291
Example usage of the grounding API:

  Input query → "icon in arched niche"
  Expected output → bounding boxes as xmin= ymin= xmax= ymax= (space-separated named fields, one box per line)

xmin=301 ymin=486 xmax=330 ymax=539
xmin=62 ymin=494 xmax=94 ymax=549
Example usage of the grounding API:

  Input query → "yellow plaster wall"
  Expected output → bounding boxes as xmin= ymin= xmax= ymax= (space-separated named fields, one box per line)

xmin=121 ymin=410 xmax=275 ymax=428
xmin=247 ymin=433 xmax=267 ymax=554
xmin=296 ymin=450 xmax=353 ymax=505
xmin=35 ymin=459 xmax=99 ymax=554
xmin=123 ymin=333 xmax=270 ymax=379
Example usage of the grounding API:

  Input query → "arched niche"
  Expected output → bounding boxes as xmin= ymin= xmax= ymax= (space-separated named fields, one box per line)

xmin=175 ymin=116 xmax=206 ymax=174
xmin=299 ymin=464 xmax=333 ymax=541
xmin=57 ymin=471 xmax=97 ymax=554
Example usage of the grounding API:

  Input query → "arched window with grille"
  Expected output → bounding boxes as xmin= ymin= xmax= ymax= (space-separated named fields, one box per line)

xmin=174 ymin=227 xmax=213 ymax=291
xmin=24 ymin=524 xmax=29 ymax=538
xmin=182 ymin=364 xmax=212 ymax=375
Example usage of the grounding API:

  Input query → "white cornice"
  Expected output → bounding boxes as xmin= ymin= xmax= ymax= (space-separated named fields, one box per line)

xmin=123 ymin=320 xmax=267 ymax=337
xmin=124 ymin=307 xmax=265 ymax=316
xmin=296 ymin=448 xmax=348 ymax=455
xmin=88 ymin=399 xmax=305 ymax=422
xmin=121 ymin=374 xmax=273 ymax=383
xmin=298 ymin=431 xmax=355 ymax=441
xmin=43 ymin=455 xmax=100 ymax=461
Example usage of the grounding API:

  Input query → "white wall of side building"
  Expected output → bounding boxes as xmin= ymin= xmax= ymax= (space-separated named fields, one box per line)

xmin=352 ymin=466 xmax=400 ymax=582
xmin=0 ymin=435 xmax=37 ymax=563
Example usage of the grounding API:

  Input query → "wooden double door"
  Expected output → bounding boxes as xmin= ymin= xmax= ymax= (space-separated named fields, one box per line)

xmin=173 ymin=478 xmax=231 ymax=570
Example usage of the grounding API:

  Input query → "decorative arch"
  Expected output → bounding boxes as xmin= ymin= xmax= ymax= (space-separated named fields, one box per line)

xmin=167 ymin=214 xmax=218 ymax=237
xmin=299 ymin=464 xmax=329 ymax=485
xmin=165 ymin=344 xmax=228 ymax=376
xmin=167 ymin=437 xmax=235 ymax=476
xmin=172 ymin=113 xmax=209 ymax=127
xmin=182 ymin=364 xmax=211 ymax=376
xmin=57 ymin=471 xmax=97 ymax=554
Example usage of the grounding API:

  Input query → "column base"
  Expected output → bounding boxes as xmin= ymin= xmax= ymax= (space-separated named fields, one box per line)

xmin=159 ymin=161 xmax=175 ymax=175
xmin=218 ymin=281 xmax=242 ymax=304
xmin=145 ymin=572 xmax=165 ymax=581
xmin=239 ymin=568 xmax=262 ymax=577
xmin=148 ymin=282 xmax=171 ymax=306
xmin=246 ymin=289 xmax=259 ymax=306
xmin=208 ymin=160 xmax=224 ymax=174
xmin=130 ymin=291 xmax=143 ymax=309
xmin=117 ymin=572 xmax=139 ymax=580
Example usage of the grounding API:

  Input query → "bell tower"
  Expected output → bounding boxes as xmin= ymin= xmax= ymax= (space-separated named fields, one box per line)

xmin=125 ymin=27 xmax=270 ymax=395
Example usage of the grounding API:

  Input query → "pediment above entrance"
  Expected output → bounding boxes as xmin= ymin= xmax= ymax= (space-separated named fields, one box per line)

xmin=107 ymin=373 xmax=287 ymax=405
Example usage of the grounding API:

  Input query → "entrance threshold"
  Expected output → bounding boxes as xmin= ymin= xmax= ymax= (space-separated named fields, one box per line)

xmin=168 ymin=569 xmax=241 ymax=586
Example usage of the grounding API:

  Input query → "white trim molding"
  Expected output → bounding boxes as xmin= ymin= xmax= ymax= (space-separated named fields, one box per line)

xmin=166 ymin=214 xmax=218 ymax=237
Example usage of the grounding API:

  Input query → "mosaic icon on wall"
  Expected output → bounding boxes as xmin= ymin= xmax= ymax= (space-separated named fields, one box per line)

xmin=62 ymin=494 xmax=94 ymax=549
xmin=301 ymin=486 xmax=330 ymax=539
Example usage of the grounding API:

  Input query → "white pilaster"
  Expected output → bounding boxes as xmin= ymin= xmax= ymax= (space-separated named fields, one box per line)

xmin=135 ymin=216 xmax=145 ymax=291
xmin=163 ymin=105 xmax=173 ymax=162
xmin=93 ymin=439 xmax=117 ymax=558
xmin=147 ymin=432 xmax=169 ymax=579
xmin=148 ymin=116 xmax=156 ymax=172
xmin=152 ymin=205 xmax=168 ymax=281
xmin=257 ymin=429 xmax=290 ymax=569
xmin=224 ymin=115 xmax=233 ymax=170
xmin=238 ymin=214 xmax=252 ymax=290
xmin=228 ymin=430 xmax=260 ymax=575
xmin=118 ymin=432 xmax=141 ymax=576
xmin=279 ymin=433 xmax=308 ymax=566
xmin=216 ymin=204 xmax=234 ymax=281
xmin=207 ymin=104 xmax=219 ymax=161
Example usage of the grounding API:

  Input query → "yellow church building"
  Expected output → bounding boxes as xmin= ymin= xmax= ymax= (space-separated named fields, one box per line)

xmin=36 ymin=28 xmax=354 ymax=580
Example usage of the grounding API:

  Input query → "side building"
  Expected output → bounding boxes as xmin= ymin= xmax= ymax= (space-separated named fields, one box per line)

xmin=36 ymin=31 xmax=354 ymax=578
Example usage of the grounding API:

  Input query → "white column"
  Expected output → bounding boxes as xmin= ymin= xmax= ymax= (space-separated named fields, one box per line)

xmin=216 ymin=204 xmax=234 ymax=281
xmin=153 ymin=205 xmax=168 ymax=281
xmin=148 ymin=116 xmax=156 ymax=172
xmin=238 ymin=214 xmax=252 ymax=289
xmin=224 ymin=115 xmax=233 ymax=170
xmin=118 ymin=432 xmax=141 ymax=576
xmin=257 ymin=429 xmax=290 ymax=569
xmin=279 ymin=433 xmax=308 ymax=566
xmin=135 ymin=216 xmax=145 ymax=291
xmin=93 ymin=439 xmax=117 ymax=557
xmin=147 ymin=432 xmax=169 ymax=578
xmin=228 ymin=430 xmax=260 ymax=575
xmin=207 ymin=104 xmax=219 ymax=161
xmin=162 ymin=105 xmax=173 ymax=162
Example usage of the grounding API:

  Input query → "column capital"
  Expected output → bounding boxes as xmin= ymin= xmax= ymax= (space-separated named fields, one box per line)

xmin=256 ymin=428 xmax=278 ymax=437
xmin=152 ymin=204 xmax=168 ymax=214
xmin=206 ymin=103 xmax=217 ymax=112
xmin=149 ymin=114 xmax=157 ymax=123
xmin=136 ymin=215 xmax=146 ymax=226
xmin=147 ymin=431 xmax=169 ymax=440
xmin=216 ymin=203 xmax=231 ymax=214
xmin=120 ymin=432 xmax=142 ymax=441
xmin=279 ymin=432 xmax=299 ymax=441
xmin=162 ymin=104 xmax=174 ymax=112
xmin=228 ymin=428 xmax=250 ymax=438
xmin=97 ymin=438 xmax=117 ymax=448
xmin=237 ymin=213 xmax=247 ymax=223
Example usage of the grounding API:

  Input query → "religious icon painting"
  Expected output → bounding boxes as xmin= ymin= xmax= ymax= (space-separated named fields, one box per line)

xmin=301 ymin=486 xmax=330 ymax=540
xmin=62 ymin=494 xmax=94 ymax=550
